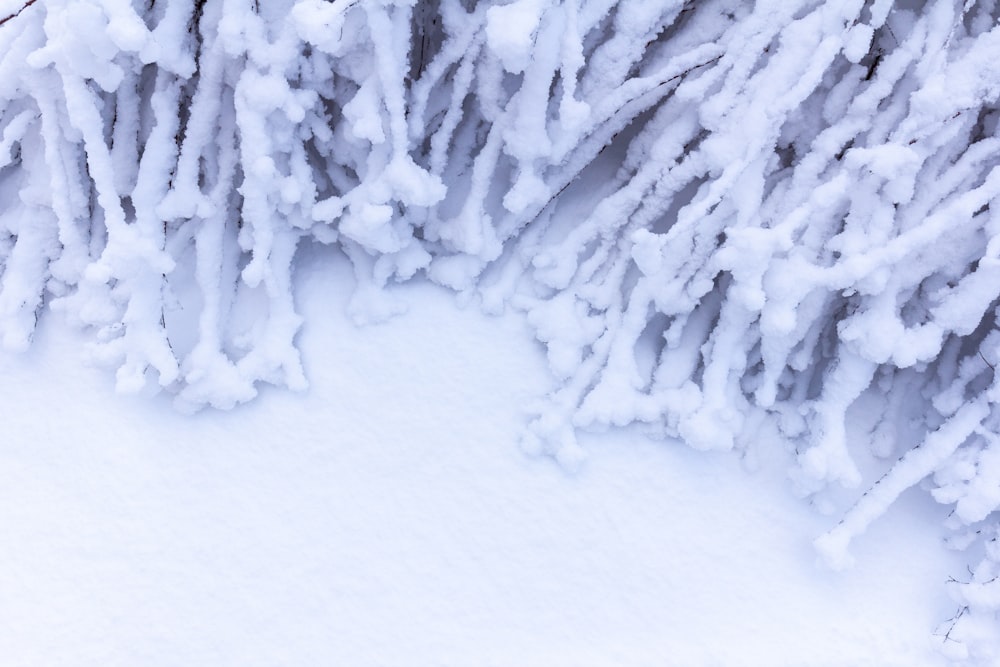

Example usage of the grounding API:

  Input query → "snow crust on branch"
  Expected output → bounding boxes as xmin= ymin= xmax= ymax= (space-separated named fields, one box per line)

xmin=3 ymin=0 xmax=1000 ymax=655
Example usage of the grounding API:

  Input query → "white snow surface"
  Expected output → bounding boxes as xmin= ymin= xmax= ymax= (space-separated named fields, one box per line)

xmin=0 ymin=245 xmax=964 ymax=666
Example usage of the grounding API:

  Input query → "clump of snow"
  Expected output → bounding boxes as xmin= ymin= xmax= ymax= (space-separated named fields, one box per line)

xmin=484 ymin=0 xmax=546 ymax=75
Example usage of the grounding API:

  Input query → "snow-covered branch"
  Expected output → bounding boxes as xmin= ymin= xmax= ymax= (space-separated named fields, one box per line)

xmin=4 ymin=1 xmax=1000 ymax=656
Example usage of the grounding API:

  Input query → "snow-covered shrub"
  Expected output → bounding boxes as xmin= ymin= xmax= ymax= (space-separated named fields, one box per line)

xmin=4 ymin=0 xmax=1000 ymax=655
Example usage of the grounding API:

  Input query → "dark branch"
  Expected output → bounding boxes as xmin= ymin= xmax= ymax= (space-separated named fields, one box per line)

xmin=0 ymin=0 xmax=39 ymax=28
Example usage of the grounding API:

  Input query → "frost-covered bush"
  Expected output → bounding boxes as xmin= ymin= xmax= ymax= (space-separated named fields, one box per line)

xmin=3 ymin=0 xmax=1000 ymax=657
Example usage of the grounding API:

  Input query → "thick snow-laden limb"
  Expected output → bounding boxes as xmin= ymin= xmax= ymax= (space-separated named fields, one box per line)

xmin=4 ymin=0 xmax=1000 ymax=631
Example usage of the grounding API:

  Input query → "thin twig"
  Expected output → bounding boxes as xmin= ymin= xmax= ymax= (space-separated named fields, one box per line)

xmin=0 ymin=0 xmax=39 ymax=28
xmin=935 ymin=606 xmax=969 ymax=644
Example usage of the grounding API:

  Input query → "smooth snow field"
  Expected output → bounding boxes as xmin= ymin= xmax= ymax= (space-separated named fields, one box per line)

xmin=0 ymin=246 xmax=965 ymax=666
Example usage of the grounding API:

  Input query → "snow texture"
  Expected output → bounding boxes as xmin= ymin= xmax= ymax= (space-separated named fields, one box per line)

xmin=0 ymin=247 xmax=965 ymax=666
xmin=2 ymin=0 xmax=1000 ymax=659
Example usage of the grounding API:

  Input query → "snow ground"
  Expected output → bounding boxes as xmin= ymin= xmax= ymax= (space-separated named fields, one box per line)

xmin=0 ymin=244 xmax=967 ymax=666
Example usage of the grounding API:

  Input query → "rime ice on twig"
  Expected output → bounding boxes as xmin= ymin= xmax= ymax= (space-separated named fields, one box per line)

xmin=4 ymin=3 xmax=1000 ymax=655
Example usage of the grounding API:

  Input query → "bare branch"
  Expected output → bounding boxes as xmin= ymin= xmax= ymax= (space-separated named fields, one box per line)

xmin=0 ymin=0 xmax=39 ymax=28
